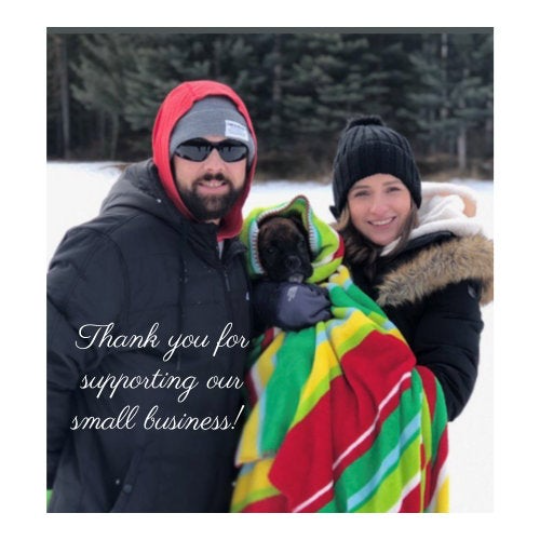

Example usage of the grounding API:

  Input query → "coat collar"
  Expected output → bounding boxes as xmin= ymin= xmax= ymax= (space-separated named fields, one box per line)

xmin=376 ymin=234 xmax=493 ymax=308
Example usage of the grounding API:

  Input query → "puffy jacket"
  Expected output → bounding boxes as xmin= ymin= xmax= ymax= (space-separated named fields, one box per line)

xmin=47 ymin=81 xmax=257 ymax=512
xmin=345 ymin=184 xmax=493 ymax=421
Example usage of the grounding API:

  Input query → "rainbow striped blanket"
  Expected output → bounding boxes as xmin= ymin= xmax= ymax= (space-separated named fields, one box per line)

xmin=234 ymin=196 xmax=449 ymax=513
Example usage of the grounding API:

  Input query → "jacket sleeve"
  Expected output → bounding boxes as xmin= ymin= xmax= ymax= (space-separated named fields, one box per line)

xmin=411 ymin=280 xmax=484 ymax=421
xmin=47 ymin=226 xmax=126 ymax=488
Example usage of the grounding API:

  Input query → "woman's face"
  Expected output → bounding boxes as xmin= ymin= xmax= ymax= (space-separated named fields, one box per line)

xmin=347 ymin=174 xmax=412 ymax=246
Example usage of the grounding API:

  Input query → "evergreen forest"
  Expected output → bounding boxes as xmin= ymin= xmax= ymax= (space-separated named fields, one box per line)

xmin=47 ymin=31 xmax=493 ymax=180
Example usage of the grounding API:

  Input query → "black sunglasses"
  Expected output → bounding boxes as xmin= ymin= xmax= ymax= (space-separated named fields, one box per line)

xmin=175 ymin=138 xmax=248 ymax=163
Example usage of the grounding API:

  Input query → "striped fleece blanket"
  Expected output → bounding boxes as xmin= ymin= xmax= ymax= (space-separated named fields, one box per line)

xmin=234 ymin=196 xmax=449 ymax=513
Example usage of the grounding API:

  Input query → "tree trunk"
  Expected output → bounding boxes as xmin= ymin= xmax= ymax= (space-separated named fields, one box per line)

xmin=110 ymin=113 xmax=119 ymax=161
xmin=457 ymin=125 xmax=467 ymax=174
xmin=213 ymin=38 xmax=222 ymax=80
xmin=54 ymin=35 xmax=71 ymax=159
xmin=440 ymin=33 xmax=449 ymax=156
xmin=485 ymin=114 xmax=493 ymax=156
xmin=270 ymin=34 xmax=282 ymax=140
xmin=98 ymin=111 xmax=106 ymax=158
xmin=457 ymin=65 xmax=470 ymax=174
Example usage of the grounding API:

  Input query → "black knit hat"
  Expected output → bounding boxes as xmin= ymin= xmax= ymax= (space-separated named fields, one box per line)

xmin=330 ymin=116 xmax=422 ymax=218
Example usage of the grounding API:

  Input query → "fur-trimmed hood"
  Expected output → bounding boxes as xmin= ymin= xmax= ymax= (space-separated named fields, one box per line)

xmin=375 ymin=182 xmax=493 ymax=308
xmin=377 ymin=233 xmax=493 ymax=308
xmin=381 ymin=182 xmax=482 ymax=256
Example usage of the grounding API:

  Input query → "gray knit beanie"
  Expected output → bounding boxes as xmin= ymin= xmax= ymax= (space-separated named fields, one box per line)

xmin=331 ymin=116 xmax=422 ymax=218
xmin=169 ymin=96 xmax=255 ymax=164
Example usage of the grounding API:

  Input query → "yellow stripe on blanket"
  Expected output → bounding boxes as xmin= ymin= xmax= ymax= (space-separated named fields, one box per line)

xmin=232 ymin=458 xmax=279 ymax=513
xmin=254 ymin=331 xmax=286 ymax=385
xmin=291 ymin=324 xmax=341 ymax=427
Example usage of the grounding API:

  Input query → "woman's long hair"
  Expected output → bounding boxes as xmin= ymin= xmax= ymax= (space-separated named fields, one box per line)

xmin=335 ymin=203 xmax=419 ymax=282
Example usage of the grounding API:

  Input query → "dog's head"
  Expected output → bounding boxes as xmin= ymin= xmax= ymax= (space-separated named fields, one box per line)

xmin=257 ymin=214 xmax=314 ymax=283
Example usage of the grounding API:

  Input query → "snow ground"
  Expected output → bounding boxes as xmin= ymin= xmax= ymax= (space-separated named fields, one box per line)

xmin=47 ymin=162 xmax=494 ymax=512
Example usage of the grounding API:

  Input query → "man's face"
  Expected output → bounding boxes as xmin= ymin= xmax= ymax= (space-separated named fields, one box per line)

xmin=173 ymin=136 xmax=247 ymax=224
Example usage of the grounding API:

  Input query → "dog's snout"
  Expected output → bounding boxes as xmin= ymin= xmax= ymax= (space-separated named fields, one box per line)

xmin=285 ymin=255 xmax=302 ymax=271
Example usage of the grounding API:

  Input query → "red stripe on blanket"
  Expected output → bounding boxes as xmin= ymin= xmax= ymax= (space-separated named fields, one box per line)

xmin=268 ymin=332 xmax=416 ymax=510
xmin=269 ymin=390 xmax=334 ymax=509
xmin=261 ymin=328 xmax=277 ymax=350
xmin=241 ymin=494 xmax=289 ymax=512
xmin=339 ymin=331 xmax=416 ymax=405
xmin=427 ymin=429 xmax=448 ymax=508
xmin=399 ymin=483 xmax=422 ymax=513
xmin=245 ymin=374 xmax=258 ymax=409
xmin=333 ymin=236 xmax=345 ymax=260
xmin=433 ymin=429 xmax=449 ymax=475
xmin=421 ymin=442 xmax=432 ymax=510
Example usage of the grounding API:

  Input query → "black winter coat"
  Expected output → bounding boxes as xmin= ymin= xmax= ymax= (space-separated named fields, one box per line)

xmin=348 ymin=232 xmax=493 ymax=421
xmin=47 ymin=161 xmax=252 ymax=512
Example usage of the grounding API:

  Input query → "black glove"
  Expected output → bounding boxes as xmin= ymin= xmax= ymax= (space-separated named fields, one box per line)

xmin=252 ymin=281 xmax=332 ymax=332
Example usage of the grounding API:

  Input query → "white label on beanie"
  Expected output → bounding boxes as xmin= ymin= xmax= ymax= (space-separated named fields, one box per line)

xmin=225 ymin=120 xmax=249 ymax=142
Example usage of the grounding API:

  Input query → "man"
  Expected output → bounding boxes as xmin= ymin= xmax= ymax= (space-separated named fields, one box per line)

xmin=47 ymin=80 xmax=257 ymax=512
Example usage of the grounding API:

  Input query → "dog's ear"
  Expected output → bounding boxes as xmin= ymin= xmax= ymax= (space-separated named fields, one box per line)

xmin=287 ymin=213 xmax=311 ymax=254
xmin=286 ymin=213 xmax=305 ymax=233
xmin=258 ymin=216 xmax=278 ymax=241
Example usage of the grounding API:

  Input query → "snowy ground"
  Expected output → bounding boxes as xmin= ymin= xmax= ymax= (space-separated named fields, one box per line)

xmin=47 ymin=162 xmax=494 ymax=512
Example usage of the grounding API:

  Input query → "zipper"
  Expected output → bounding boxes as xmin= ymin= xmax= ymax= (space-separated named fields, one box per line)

xmin=220 ymin=265 xmax=233 ymax=329
xmin=176 ymin=222 xmax=188 ymax=372
xmin=223 ymin=269 xmax=231 ymax=292
xmin=219 ymin=243 xmax=235 ymax=345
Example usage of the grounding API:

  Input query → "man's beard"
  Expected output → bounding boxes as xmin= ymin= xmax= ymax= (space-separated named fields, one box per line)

xmin=178 ymin=173 xmax=244 ymax=222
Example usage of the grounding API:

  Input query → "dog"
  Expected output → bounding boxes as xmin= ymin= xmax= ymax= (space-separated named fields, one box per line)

xmin=257 ymin=214 xmax=313 ymax=283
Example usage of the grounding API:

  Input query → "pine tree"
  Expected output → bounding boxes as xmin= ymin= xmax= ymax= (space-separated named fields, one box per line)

xmin=448 ymin=33 xmax=493 ymax=173
xmin=273 ymin=33 xmax=373 ymax=175
xmin=121 ymin=33 xmax=274 ymax=158
xmin=71 ymin=34 xmax=140 ymax=159
xmin=407 ymin=32 xmax=493 ymax=174
xmin=49 ymin=31 xmax=493 ymax=177
xmin=47 ymin=34 xmax=71 ymax=158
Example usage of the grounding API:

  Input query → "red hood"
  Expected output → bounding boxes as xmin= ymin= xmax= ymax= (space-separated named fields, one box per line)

xmin=152 ymin=80 xmax=257 ymax=240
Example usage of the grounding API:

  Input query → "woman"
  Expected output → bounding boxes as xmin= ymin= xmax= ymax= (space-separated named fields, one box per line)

xmin=331 ymin=116 xmax=493 ymax=421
